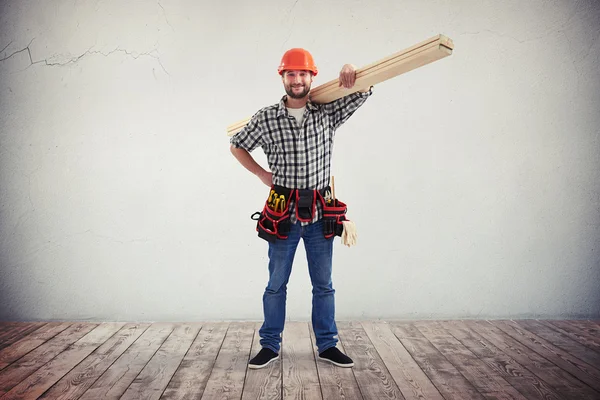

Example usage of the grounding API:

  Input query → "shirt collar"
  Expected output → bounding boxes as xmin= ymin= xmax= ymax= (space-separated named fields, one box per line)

xmin=277 ymin=95 xmax=319 ymax=118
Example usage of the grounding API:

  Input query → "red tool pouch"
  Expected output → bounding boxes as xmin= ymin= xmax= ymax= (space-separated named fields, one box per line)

xmin=318 ymin=191 xmax=348 ymax=239
xmin=251 ymin=186 xmax=293 ymax=243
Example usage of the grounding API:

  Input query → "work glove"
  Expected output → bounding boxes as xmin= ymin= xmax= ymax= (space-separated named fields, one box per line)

xmin=341 ymin=220 xmax=357 ymax=247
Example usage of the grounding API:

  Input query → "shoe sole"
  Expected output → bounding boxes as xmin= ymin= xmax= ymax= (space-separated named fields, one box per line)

xmin=248 ymin=355 xmax=280 ymax=369
xmin=318 ymin=355 xmax=354 ymax=368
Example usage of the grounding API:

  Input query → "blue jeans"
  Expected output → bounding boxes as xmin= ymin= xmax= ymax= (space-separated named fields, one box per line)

xmin=259 ymin=219 xmax=338 ymax=354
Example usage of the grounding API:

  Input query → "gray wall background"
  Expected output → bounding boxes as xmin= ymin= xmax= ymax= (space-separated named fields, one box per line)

xmin=1 ymin=0 xmax=599 ymax=322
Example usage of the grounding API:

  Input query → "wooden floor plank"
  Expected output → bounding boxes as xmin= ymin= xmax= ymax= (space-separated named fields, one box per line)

xmin=0 ymin=322 xmax=97 ymax=396
xmin=0 ymin=322 xmax=72 ymax=370
xmin=491 ymin=320 xmax=600 ymax=393
xmin=200 ymin=321 xmax=254 ymax=400
xmin=0 ymin=323 xmax=47 ymax=351
xmin=517 ymin=320 xmax=600 ymax=370
xmin=541 ymin=320 xmax=600 ymax=354
xmin=78 ymin=322 xmax=175 ymax=400
xmin=37 ymin=323 xmax=149 ymax=400
xmin=362 ymin=321 xmax=442 ymax=400
xmin=0 ymin=323 xmax=20 ymax=337
xmin=310 ymin=322 xmax=363 ymax=400
xmin=281 ymin=321 xmax=322 ymax=400
xmin=0 ymin=323 xmax=37 ymax=340
xmin=565 ymin=320 xmax=600 ymax=337
xmin=446 ymin=320 xmax=563 ymax=400
xmin=552 ymin=320 xmax=600 ymax=349
xmin=162 ymin=322 xmax=229 ymax=400
xmin=469 ymin=320 xmax=600 ymax=400
xmin=390 ymin=322 xmax=485 ymax=400
xmin=120 ymin=323 xmax=201 ymax=400
xmin=414 ymin=321 xmax=528 ymax=400
xmin=242 ymin=322 xmax=282 ymax=400
xmin=338 ymin=321 xmax=404 ymax=400
xmin=1 ymin=322 xmax=124 ymax=400
xmin=0 ymin=324 xmax=27 ymax=342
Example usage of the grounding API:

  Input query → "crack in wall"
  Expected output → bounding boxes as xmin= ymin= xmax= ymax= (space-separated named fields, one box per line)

xmin=0 ymin=38 xmax=35 ymax=63
xmin=157 ymin=1 xmax=174 ymax=32
xmin=0 ymin=38 xmax=170 ymax=76
xmin=280 ymin=0 xmax=300 ymax=51
xmin=1 ymin=40 xmax=14 ymax=55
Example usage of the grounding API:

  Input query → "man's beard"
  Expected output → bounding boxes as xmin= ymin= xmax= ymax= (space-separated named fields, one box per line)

xmin=285 ymin=83 xmax=310 ymax=99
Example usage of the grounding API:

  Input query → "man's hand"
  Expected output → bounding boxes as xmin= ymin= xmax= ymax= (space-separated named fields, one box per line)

xmin=338 ymin=64 xmax=357 ymax=88
xmin=257 ymin=170 xmax=273 ymax=187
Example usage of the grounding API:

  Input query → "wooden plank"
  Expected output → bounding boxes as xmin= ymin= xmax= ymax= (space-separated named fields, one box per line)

xmin=413 ymin=321 xmax=527 ymax=400
xmin=0 ymin=322 xmax=72 ymax=370
xmin=540 ymin=320 xmax=600 ymax=354
xmin=469 ymin=320 xmax=600 ymax=399
xmin=0 ymin=323 xmax=18 ymax=334
xmin=558 ymin=320 xmax=600 ymax=347
xmin=445 ymin=320 xmax=562 ymax=400
xmin=338 ymin=321 xmax=404 ymax=400
xmin=491 ymin=320 xmax=600 ymax=393
xmin=390 ymin=322 xmax=485 ymax=400
xmin=519 ymin=320 xmax=600 ymax=368
xmin=361 ymin=321 xmax=443 ymax=400
xmin=120 ymin=323 xmax=201 ymax=400
xmin=38 ymin=323 xmax=149 ymax=400
xmin=200 ymin=321 xmax=254 ymax=400
xmin=226 ymin=34 xmax=454 ymax=136
xmin=242 ymin=322 xmax=282 ymax=400
xmin=78 ymin=322 xmax=175 ymax=400
xmin=281 ymin=321 xmax=322 ymax=400
xmin=0 ymin=323 xmax=28 ymax=338
xmin=0 ymin=322 xmax=97 ymax=396
xmin=309 ymin=41 xmax=450 ymax=102
xmin=0 ymin=323 xmax=47 ymax=351
xmin=162 ymin=322 xmax=229 ymax=400
xmin=0 ymin=323 xmax=23 ymax=341
xmin=1 ymin=322 xmax=124 ymax=399
xmin=309 ymin=322 xmax=362 ymax=400
xmin=567 ymin=320 xmax=600 ymax=334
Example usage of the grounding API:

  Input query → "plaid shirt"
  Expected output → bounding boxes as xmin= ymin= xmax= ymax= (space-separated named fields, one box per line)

xmin=231 ymin=88 xmax=373 ymax=225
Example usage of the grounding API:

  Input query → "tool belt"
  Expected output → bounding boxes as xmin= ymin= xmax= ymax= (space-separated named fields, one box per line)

xmin=251 ymin=185 xmax=349 ymax=242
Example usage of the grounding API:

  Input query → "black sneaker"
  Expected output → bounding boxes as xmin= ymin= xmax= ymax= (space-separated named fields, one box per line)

xmin=248 ymin=348 xmax=279 ymax=369
xmin=318 ymin=347 xmax=354 ymax=368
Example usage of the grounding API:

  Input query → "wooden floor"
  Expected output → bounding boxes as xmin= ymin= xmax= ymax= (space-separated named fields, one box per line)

xmin=0 ymin=320 xmax=599 ymax=399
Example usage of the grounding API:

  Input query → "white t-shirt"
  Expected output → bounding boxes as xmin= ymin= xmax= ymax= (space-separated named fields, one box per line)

xmin=286 ymin=106 xmax=306 ymax=127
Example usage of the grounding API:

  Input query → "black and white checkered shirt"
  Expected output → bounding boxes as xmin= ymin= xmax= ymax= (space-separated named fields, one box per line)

xmin=231 ymin=88 xmax=373 ymax=225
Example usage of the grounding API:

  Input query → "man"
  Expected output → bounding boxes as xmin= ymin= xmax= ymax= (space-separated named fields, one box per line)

xmin=230 ymin=48 xmax=372 ymax=369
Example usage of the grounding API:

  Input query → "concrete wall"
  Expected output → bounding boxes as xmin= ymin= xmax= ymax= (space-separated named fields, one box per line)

xmin=1 ymin=0 xmax=599 ymax=322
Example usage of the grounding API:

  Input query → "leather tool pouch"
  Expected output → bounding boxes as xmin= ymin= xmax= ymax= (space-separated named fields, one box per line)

xmin=251 ymin=186 xmax=293 ymax=243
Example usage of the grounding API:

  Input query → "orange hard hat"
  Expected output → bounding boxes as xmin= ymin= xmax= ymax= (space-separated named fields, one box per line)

xmin=278 ymin=48 xmax=318 ymax=76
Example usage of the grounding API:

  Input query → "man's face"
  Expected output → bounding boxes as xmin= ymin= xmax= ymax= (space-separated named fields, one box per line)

xmin=282 ymin=70 xmax=313 ymax=99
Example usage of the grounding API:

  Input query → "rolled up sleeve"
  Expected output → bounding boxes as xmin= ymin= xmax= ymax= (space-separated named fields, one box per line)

xmin=321 ymin=87 xmax=373 ymax=130
xmin=229 ymin=112 xmax=263 ymax=152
